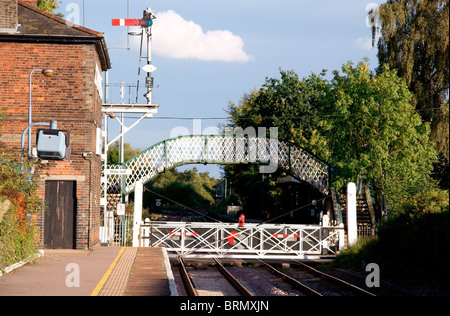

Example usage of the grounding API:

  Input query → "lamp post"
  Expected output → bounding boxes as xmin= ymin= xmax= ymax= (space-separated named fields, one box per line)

xmin=28 ymin=68 xmax=54 ymax=157
xmin=20 ymin=121 xmax=58 ymax=170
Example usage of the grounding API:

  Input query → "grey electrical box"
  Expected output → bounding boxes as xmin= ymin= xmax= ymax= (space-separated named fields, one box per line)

xmin=145 ymin=76 xmax=154 ymax=88
xmin=36 ymin=129 xmax=70 ymax=160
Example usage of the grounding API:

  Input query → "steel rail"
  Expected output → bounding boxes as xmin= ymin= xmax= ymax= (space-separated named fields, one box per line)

xmin=258 ymin=260 xmax=323 ymax=296
xmin=293 ymin=260 xmax=376 ymax=296
xmin=178 ymin=257 xmax=198 ymax=296
xmin=213 ymin=258 xmax=254 ymax=296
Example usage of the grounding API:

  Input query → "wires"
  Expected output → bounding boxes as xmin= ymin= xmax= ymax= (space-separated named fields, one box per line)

xmin=116 ymin=106 xmax=445 ymax=121
xmin=143 ymin=187 xmax=223 ymax=223
xmin=259 ymin=195 xmax=330 ymax=226
xmin=143 ymin=185 xmax=331 ymax=227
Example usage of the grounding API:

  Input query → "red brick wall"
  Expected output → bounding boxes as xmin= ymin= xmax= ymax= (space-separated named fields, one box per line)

xmin=0 ymin=41 xmax=103 ymax=249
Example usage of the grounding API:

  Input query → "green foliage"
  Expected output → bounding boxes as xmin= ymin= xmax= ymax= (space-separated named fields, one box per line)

xmin=373 ymin=0 xmax=449 ymax=195
xmin=228 ymin=69 xmax=331 ymax=158
xmin=143 ymin=168 xmax=219 ymax=210
xmin=111 ymin=142 xmax=219 ymax=211
xmin=0 ymin=152 xmax=43 ymax=269
xmin=107 ymin=142 xmax=142 ymax=164
xmin=226 ymin=69 xmax=330 ymax=218
xmin=335 ymin=190 xmax=449 ymax=284
xmin=334 ymin=237 xmax=380 ymax=269
xmin=37 ymin=0 xmax=61 ymax=15
xmin=226 ymin=60 xmax=438 ymax=217
xmin=374 ymin=0 xmax=449 ymax=120
xmin=327 ymin=62 xmax=436 ymax=212
xmin=378 ymin=207 xmax=449 ymax=282
xmin=398 ymin=186 xmax=449 ymax=215
xmin=222 ymin=164 xmax=282 ymax=217
xmin=374 ymin=0 xmax=449 ymax=163
xmin=0 ymin=106 xmax=4 ymax=137
xmin=432 ymin=152 xmax=450 ymax=190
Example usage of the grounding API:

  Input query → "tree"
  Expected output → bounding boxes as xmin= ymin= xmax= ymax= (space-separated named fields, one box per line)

xmin=37 ymin=0 xmax=60 ymax=14
xmin=327 ymin=61 xmax=436 ymax=212
xmin=226 ymin=61 xmax=437 ymax=217
xmin=226 ymin=70 xmax=330 ymax=218
xmin=372 ymin=0 xmax=449 ymax=157
xmin=227 ymin=69 xmax=330 ymax=159
xmin=143 ymin=168 xmax=219 ymax=210
xmin=222 ymin=164 xmax=282 ymax=218
xmin=107 ymin=142 xmax=141 ymax=164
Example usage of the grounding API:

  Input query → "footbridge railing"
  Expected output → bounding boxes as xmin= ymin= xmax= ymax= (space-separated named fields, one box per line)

xmin=138 ymin=221 xmax=344 ymax=259
xmin=105 ymin=135 xmax=330 ymax=197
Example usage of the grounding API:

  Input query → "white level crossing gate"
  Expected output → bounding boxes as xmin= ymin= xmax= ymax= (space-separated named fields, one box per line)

xmin=139 ymin=222 xmax=344 ymax=259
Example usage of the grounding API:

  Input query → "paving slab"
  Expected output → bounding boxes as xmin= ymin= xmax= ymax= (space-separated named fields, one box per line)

xmin=0 ymin=247 xmax=121 ymax=296
xmin=0 ymin=246 xmax=176 ymax=296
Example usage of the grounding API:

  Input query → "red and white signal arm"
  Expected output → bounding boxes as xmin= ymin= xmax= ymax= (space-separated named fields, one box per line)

xmin=112 ymin=19 xmax=153 ymax=26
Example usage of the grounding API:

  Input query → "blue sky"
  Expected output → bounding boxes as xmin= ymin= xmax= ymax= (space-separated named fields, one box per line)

xmin=58 ymin=0 xmax=382 ymax=178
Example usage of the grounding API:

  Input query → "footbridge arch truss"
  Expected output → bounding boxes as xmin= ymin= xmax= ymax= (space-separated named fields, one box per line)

xmin=104 ymin=134 xmax=331 ymax=197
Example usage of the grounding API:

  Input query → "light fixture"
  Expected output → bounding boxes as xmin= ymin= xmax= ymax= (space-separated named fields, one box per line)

xmin=42 ymin=69 xmax=54 ymax=77
xmin=128 ymin=31 xmax=142 ymax=36
xmin=105 ymin=112 xmax=117 ymax=119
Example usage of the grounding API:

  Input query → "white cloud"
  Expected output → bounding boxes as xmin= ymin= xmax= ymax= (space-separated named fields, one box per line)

xmin=149 ymin=10 xmax=254 ymax=62
xmin=353 ymin=36 xmax=374 ymax=51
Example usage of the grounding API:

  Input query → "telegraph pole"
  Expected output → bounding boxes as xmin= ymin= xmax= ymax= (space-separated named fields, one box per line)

xmin=113 ymin=8 xmax=157 ymax=105
xmin=142 ymin=8 xmax=157 ymax=105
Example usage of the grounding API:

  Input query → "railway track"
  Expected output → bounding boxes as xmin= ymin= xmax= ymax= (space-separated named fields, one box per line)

xmin=178 ymin=257 xmax=252 ymax=296
xmin=262 ymin=260 xmax=375 ymax=296
xmin=175 ymin=258 xmax=376 ymax=296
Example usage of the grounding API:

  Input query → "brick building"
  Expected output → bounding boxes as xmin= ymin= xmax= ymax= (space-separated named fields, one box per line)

xmin=0 ymin=0 xmax=111 ymax=249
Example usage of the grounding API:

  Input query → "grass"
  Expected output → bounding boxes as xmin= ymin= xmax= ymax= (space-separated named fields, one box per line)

xmin=334 ymin=237 xmax=380 ymax=269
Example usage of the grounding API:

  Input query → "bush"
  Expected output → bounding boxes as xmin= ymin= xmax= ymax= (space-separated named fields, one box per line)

xmin=378 ymin=207 xmax=449 ymax=281
xmin=0 ymin=196 xmax=40 ymax=268
xmin=334 ymin=188 xmax=449 ymax=286
xmin=0 ymin=153 xmax=42 ymax=269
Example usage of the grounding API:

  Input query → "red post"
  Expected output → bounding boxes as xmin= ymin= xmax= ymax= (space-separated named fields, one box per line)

xmin=239 ymin=214 xmax=245 ymax=227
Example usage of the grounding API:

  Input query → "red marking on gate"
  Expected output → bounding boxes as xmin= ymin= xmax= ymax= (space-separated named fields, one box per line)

xmin=227 ymin=232 xmax=239 ymax=245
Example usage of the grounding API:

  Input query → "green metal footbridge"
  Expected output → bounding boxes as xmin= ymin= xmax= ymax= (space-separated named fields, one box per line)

xmin=103 ymin=134 xmax=331 ymax=197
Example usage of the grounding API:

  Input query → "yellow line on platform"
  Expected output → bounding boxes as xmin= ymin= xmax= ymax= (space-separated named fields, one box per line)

xmin=90 ymin=247 xmax=125 ymax=296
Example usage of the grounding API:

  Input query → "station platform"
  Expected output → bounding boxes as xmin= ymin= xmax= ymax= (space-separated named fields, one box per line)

xmin=0 ymin=247 xmax=177 ymax=296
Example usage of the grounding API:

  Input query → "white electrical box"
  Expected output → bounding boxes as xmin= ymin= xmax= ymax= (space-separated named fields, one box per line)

xmin=36 ymin=129 xmax=70 ymax=160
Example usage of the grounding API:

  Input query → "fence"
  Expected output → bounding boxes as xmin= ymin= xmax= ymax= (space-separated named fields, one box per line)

xmin=139 ymin=221 xmax=344 ymax=259
xmin=103 ymin=82 xmax=148 ymax=105
xmin=99 ymin=214 xmax=133 ymax=247
xmin=357 ymin=224 xmax=376 ymax=239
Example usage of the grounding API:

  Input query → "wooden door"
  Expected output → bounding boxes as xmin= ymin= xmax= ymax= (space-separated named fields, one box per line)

xmin=44 ymin=181 xmax=76 ymax=249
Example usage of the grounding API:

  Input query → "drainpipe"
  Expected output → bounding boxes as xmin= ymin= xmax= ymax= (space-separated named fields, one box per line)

xmin=81 ymin=152 xmax=93 ymax=250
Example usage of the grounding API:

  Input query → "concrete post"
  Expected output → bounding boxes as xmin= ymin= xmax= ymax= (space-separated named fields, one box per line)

xmin=132 ymin=180 xmax=143 ymax=247
xmin=347 ymin=182 xmax=358 ymax=247
xmin=338 ymin=223 xmax=345 ymax=252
